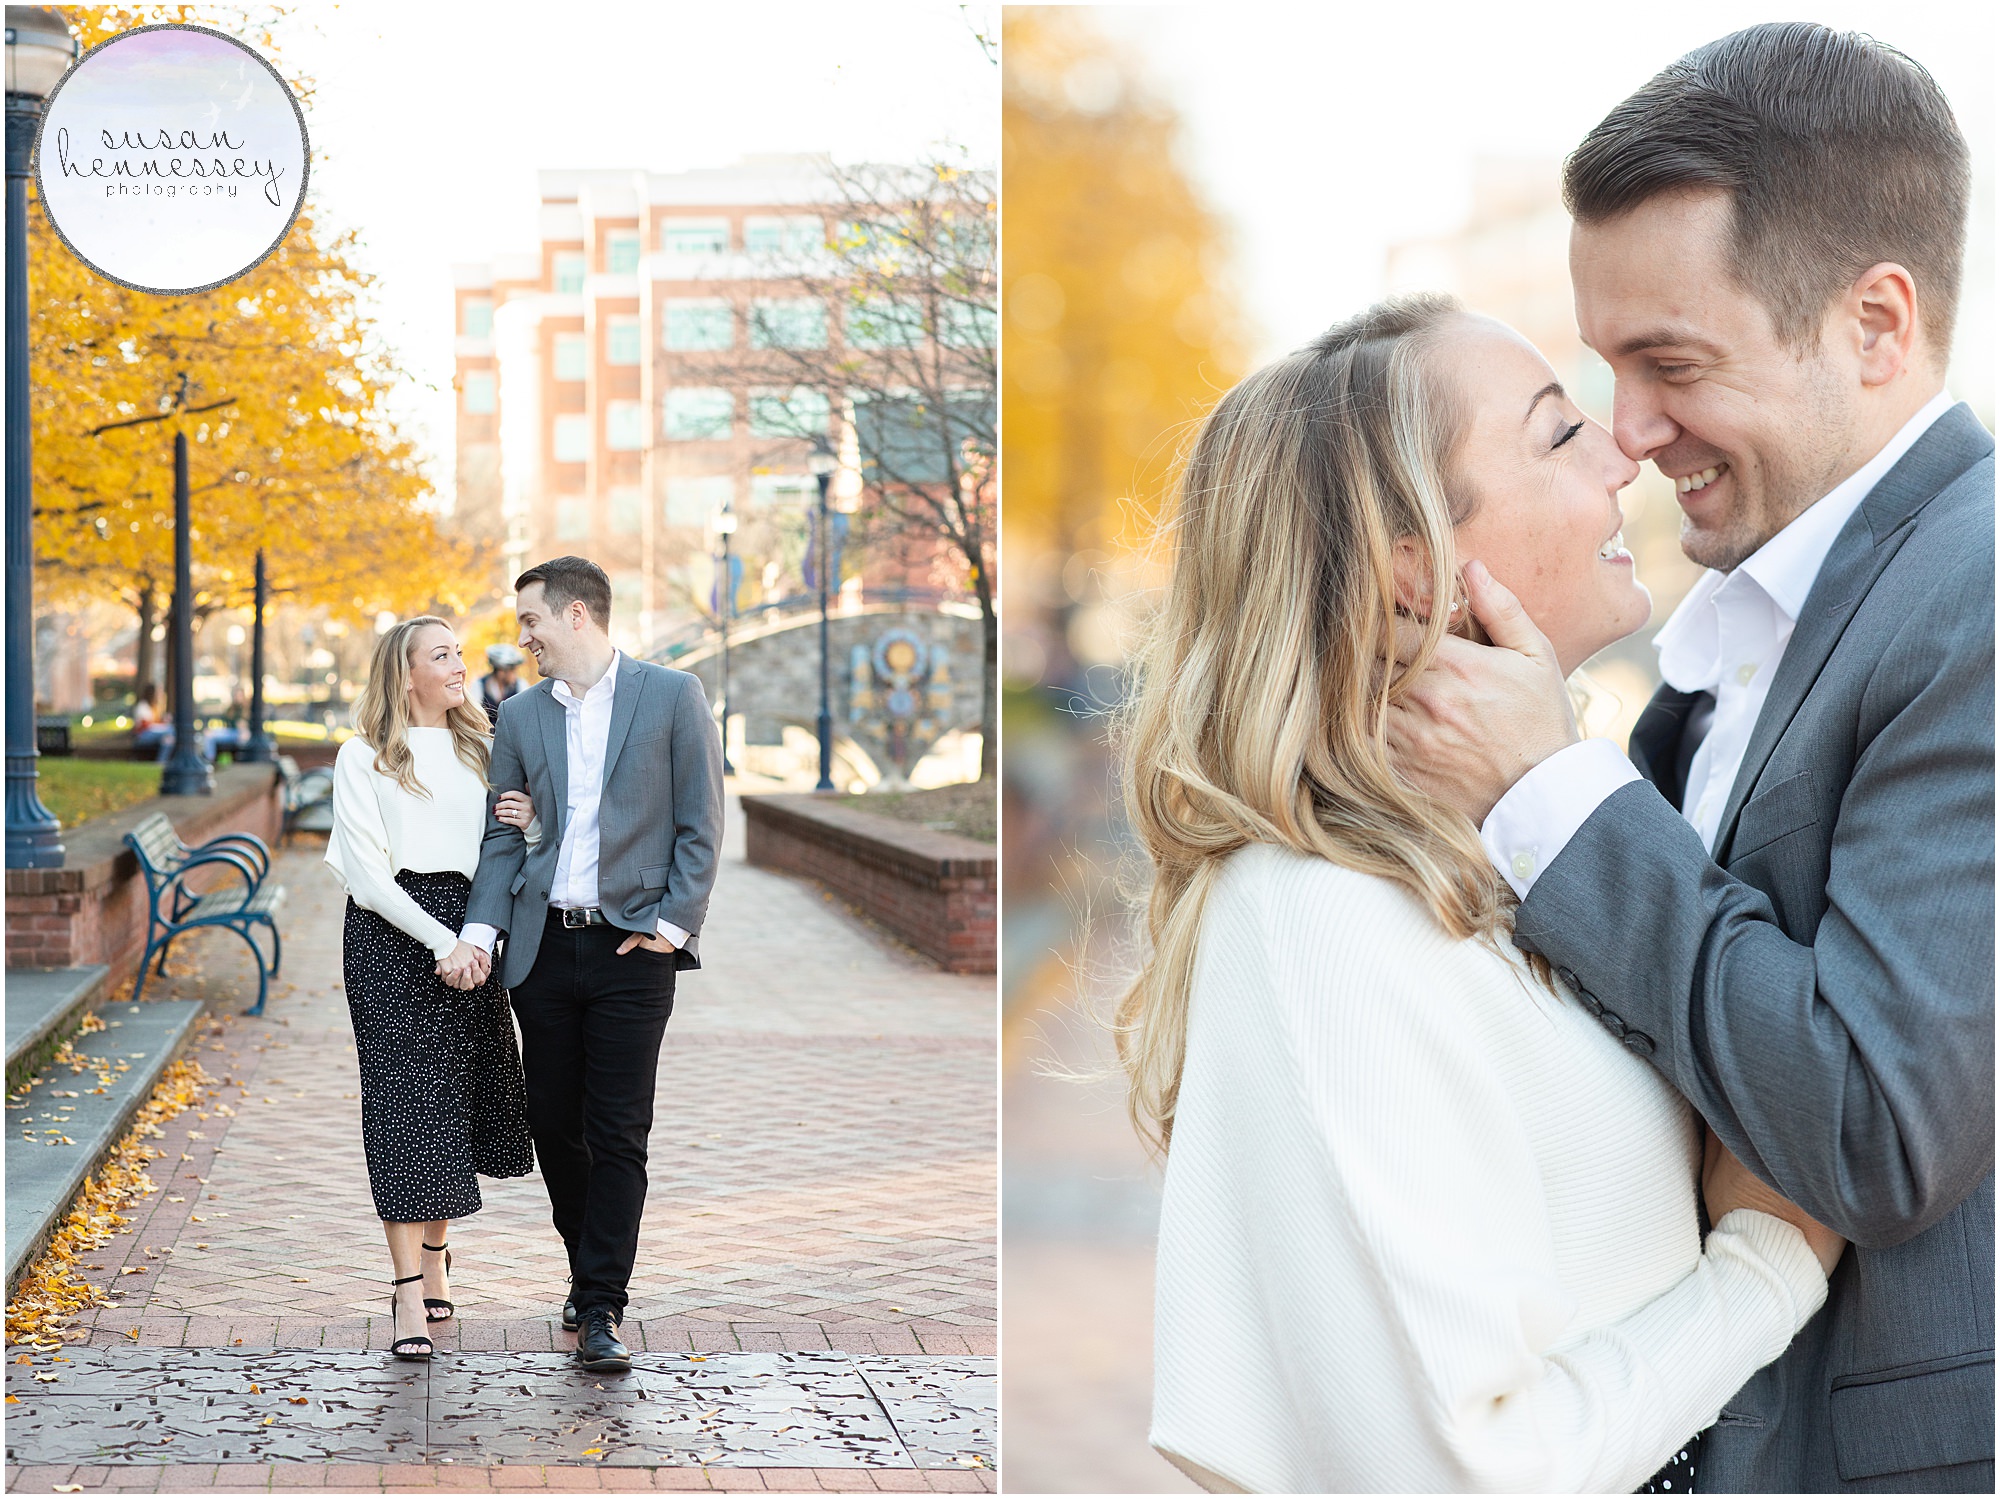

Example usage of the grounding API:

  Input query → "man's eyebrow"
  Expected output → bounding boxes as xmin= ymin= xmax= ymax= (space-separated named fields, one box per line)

xmin=1525 ymin=381 xmax=1565 ymax=421
xmin=1608 ymin=327 xmax=1723 ymax=358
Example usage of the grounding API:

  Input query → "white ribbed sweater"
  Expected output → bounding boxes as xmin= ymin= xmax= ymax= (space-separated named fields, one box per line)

xmin=325 ymin=729 xmax=491 ymax=959
xmin=1151 ymin=843 xmax=1829 ymax=1494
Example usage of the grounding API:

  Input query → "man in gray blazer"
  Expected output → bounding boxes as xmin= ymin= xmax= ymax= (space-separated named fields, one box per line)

xmin=447 ymin=555 xmax=723 ymax=1373
xmin=1390 ymin=25 xmax=1992 ymax=1491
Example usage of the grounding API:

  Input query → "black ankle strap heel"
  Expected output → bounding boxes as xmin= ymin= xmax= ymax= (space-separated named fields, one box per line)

xmin=389 ymin=1273 xmax=432 ymax=1360
xmin=421 ymin=1242 xmax=455 ymax=1323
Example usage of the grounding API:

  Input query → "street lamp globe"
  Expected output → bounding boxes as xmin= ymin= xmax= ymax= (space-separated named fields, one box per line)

xmin=5 ymin=8 xmax=77 ymax=101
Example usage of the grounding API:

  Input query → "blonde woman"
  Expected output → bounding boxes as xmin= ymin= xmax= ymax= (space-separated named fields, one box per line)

xmin=326 ymin=616 xmax=536 ymax=1360
xmin=1120 ymin=296 xmax=1844 ymax=1493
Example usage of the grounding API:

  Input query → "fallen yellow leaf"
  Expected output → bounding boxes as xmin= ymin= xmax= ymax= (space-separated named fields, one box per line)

xmin=262 ymin=1414 xmax=274 ymax=1425
xmin=3 ymin=1394 xmax=16 ymax=1403
xmin=248 ymin=1383 xmax=261 ymax=1394
xmin=12 ymin=1354 xmax=30 ymax=1364
xmin=288 ymin=1396 xmax=308 ymax=1405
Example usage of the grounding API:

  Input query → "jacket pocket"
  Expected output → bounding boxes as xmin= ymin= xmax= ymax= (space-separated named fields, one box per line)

xmin=640 ymin=864 xmax=669 ymax=890
xmin=1830 ymin=1353 xmax=1993 ymax=1480
xmin=1731 ymin=769 xmax=1819 ymax=859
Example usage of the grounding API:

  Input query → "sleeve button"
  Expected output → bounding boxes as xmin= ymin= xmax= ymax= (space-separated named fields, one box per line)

xmin=1602 ymin=1013 xmax=1627 ymax=1039
xmin=1624 ymin=1031 xmax=1655 ymax=1058
xmin=1511 ymin=851 xmax=1536 ymax=879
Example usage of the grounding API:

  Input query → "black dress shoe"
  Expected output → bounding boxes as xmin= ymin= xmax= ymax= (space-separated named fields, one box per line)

xmin=562 ymin=1296 xmax=579 ymax=1332
xmin=575 ymin=1307 xmax=630 ymax=1373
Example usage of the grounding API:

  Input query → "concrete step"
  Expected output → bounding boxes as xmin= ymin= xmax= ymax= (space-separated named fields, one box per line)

xmin=5 ymin=965 xmax=113 ymax=1084
xmin=6 ymin=997 xmax=206 ymax=1292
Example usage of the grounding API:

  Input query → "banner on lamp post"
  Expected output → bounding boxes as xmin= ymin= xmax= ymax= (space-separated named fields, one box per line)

xmin=32 ymin=22 xmax=309 ymax=296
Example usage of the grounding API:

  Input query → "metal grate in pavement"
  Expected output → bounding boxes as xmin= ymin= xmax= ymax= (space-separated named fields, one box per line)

xmin=4 ymin=1346 xmax=994 ymax=1471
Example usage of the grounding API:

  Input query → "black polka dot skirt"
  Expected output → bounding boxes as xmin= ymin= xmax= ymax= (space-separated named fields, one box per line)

xmin=343 ymin=870 xmax=534 ymax=1223
xmin=1639 ymin=1427 xmax=1703 ymax=1493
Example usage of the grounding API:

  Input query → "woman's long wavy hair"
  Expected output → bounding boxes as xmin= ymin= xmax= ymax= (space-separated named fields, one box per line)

xmin=1114 ymin=293 xmax=1543 ymax=1157
xmin=354 ymin=616 xmax=492 ymax=798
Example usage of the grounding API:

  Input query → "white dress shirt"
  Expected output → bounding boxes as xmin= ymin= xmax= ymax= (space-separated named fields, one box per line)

xmin=461 ymin=650 xmax=690 ymax=954
xmin=1482 ymin=391 xmax=1956 ymax=893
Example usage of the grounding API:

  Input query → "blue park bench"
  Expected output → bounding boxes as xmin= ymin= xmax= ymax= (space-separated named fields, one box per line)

xmin=124 ymin=812 xmax=287 ymax=1016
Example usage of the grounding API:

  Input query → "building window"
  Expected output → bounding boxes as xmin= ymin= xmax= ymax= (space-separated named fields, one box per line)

xmin=846 ymin=295 xmax=921 ymax=350
xmin=552 ymin=252 xmax=586 ymax=295
xmin=665 ymin=474 xmax=733 ymax=528
xmin=606 ymin=316 xmax=642 ymax=366
xmin=938 ymin=300 xmax=997 ymax=349
xmin=749 ymin=298 xmax=828 ymax=350
xmin=744 ymin=215 xmax=824 ymax=255
xmin=462 ymin=298 xmax=493 ymax=338
xmin=552 ymin=413 xmax=590 ymax=463
xmin=462 ymin=370 xmax=496 ymax=414
xmin=664 ymin=299 xmax=733 ymax=352
xmin=663 ymin=388 xmax=733 ymax=441
xmin=750 ymin=473 xmax=813 ymax=509
xmin=605 ymin=230 xmax=641 ymax=275
xmin=609 ymin=485 xmax=643 ymax=534
xmin=606 ymin=400 xmax=645 ymax=451
xmin=612 ymin=572 xmax=643 ymax=619
xmin=660 ymin=219 xmax=729 ymax=256
xmin=553 ymin=333 xmax=587 ymax=382
xmin=555 ymin=495 xmax=590 ymax=539
xmin=748 ymin=387 xmax=832 ymax=439
xmin=854 ymin=390 xmax=994 ymax=484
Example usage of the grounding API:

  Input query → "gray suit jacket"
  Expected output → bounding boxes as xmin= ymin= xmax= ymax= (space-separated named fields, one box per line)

xmin=466 ymin=655 xmax=723 ymax=989
xmin=1515 ymin=403 xmax=1995 ymax=1492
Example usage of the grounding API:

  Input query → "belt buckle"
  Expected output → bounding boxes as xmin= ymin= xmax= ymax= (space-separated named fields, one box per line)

xmin=561 ymin=907 xmax=591 ymax=929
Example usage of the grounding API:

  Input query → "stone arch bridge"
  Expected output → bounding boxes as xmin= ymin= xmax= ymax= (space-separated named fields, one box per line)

xmin=643 ymin=592 xmax=986 ymax=785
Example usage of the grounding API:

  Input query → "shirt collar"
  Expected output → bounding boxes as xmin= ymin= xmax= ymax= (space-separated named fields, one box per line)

xmin=550 ymin=650 xmax=621 ymax=710
xmin=1653 ymin=391 xmax=1955 ymax=690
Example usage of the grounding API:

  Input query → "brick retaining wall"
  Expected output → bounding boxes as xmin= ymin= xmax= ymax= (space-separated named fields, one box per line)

xmin=741 ymin=794 xmax=995 ymax=974
xmin=5 ymin=764 xmax=283 ymax=979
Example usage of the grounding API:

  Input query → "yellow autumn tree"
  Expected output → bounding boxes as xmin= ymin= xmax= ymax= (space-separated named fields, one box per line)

xmin=29 ymin=4 xmax=486 ymax=692
xmin=1001 ymin=9 xmax=1246 ymax=566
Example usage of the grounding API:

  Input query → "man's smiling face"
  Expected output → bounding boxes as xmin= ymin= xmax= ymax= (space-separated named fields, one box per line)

xmin=1571 ymin=188 xmax=1854 ymax=572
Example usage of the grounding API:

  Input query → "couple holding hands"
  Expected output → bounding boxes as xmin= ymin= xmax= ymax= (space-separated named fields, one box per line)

xmin=1126 ymin=23 xmax=1992 ymax=1494
xmin=324 ymin=555 xmax=723 ymax=1375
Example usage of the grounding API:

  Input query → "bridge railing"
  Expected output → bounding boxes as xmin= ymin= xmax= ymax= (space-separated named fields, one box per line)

xmin=639 ymin=588 xmax=970 ymax=664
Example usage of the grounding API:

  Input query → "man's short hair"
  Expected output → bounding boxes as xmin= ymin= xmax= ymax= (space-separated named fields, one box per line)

xmin=1563 ymin=22 xmax=1969 ymax=362
xmin=515 ymin=556 xmax=613 ymax=631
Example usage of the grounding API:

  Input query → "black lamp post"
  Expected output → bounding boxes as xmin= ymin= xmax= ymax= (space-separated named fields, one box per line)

xmin=237 ymin=547 xmax=274 ymax=762
xmin=158 ymin=429 xmax=211 ymax=794
xmin=713 ymin=505 xmax=736 ymax=776
xmin=5 ymin=6 xmax=76 ymax=870
xmin=807 ymin=436 xmax=838 ymax=793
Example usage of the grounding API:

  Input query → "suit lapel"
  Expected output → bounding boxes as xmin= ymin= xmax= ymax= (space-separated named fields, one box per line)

xmin=1627 ymin=684 xmax=1709 ymax=811
xmin=599 ymin=655 xmax=647 ymax=790
xmin=1711 ymin=403 xmax=1995 ymax=862
xmin=536 ymin=681 xmax=568 ymax=844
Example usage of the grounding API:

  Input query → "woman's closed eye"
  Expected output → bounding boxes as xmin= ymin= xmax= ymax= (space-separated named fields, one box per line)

xmin=1551 ymin=419 xmax=1584 ymax=451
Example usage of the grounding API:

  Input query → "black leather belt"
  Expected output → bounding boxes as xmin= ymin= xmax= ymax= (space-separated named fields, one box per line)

xmin=555 ymin=906 xmax=609 ymax=928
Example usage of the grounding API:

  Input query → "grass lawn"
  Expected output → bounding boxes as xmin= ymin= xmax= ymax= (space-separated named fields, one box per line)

xmin=838 ymin=779 xmax=995 ymax=844
xmin=33 ymin=758 xmax=162 ymax=827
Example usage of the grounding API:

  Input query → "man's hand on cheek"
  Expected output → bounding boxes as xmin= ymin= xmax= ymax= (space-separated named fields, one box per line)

xmin=1384 ymin=560 xmax=1582 ymax=825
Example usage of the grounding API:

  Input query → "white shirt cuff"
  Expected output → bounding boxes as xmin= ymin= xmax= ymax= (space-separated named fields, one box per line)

xmin=459 ymin=922 xmax=499 ymax=953
xmin=1480 ymin=739 xmax=1642 ymax=898
xmin=656 ymin=919 xmax=690 ymax=950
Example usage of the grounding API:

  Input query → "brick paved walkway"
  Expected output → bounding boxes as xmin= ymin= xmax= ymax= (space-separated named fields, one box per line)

xmin=7 ymin=794 xmax=995 ymax=1492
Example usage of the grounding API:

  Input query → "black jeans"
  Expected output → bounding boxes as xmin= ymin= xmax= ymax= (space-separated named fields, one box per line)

xmin=509 ymin=911 xmax=676 ymax=1320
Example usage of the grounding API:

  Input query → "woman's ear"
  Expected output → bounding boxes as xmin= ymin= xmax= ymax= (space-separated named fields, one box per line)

xmin=1390 ymin=537 xmax=1433 ymax=616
